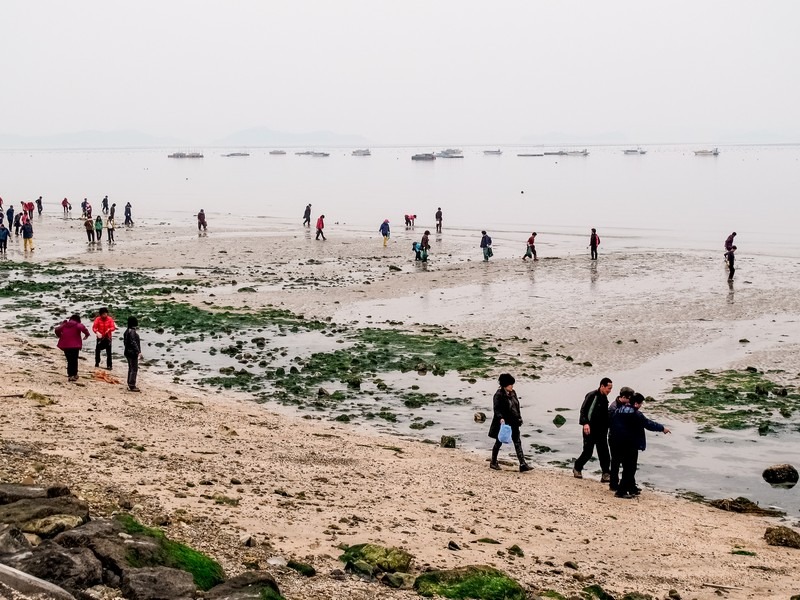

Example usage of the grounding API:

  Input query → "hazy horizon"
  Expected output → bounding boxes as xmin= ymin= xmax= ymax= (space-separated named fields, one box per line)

xmin=3 ymin=0 xmax=799 ymax=145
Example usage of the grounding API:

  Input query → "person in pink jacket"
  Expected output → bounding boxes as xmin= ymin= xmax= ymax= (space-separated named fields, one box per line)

xmin=55 ymin=314 xmax=90 ymax=381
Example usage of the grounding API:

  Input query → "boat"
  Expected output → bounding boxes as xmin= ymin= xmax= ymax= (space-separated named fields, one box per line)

xmin=186 ymin=152 xmax=203 ymax=158
xmin=566 ymin=149 xmax=589 ymax=156
xmin=694 ymin=148 xmax=719 ymax=156
xmin=311 ymin=152 xmax=330 ymax=157
xmin=623 ymin=147 xmax=647 ymax=155
xmin=352 ymin=149 xmax=371 ymax=156
xmin=483 ymin=149 xmax=502 ymax=155
xmin=517 ymin=153 xmax=544 ymax=157
xmin=222 ymin=152 xmax=250 ymax=157
xmin=295 ymin=151 xmax=314 ymax=155
xmin=411 ymin=153 xmax=435 ymax=161
xmin=544 ymin=151 xmax=567 ymax=156
xmin=269 ymin=150 xmax=286 ymax=155
xmin=168 ymin=152 xmax=203 ymax=158
xmin=434 ymin=148 xmax=463 ymax=158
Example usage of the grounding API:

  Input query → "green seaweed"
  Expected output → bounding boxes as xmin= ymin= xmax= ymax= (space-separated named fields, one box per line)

xmin=115 ymin=513 xmax=225 ymax=590
xmin=414 ymin=565 xmax=525 ymax=600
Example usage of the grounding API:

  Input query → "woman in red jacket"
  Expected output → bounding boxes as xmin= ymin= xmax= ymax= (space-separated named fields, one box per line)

xmin=55 ymin=314 xmax=90 ymax=381
xmin=315 ymin=215 xmax=326 ymax=241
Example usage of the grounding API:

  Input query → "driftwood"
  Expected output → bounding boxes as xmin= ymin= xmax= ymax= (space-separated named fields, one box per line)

xmin=0 ymin=394 xmax=25 ymax=398
xmin=702 ymin=583 xmax=742 ymax=591
xmin=708 ymin=496 xmax=785 ymax=517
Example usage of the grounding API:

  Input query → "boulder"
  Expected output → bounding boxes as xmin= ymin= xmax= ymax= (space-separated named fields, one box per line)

xmin=761 ymin=464 xmax=799 ymax=488
xmin=0 ymin=563 xmax=77 ymax=600
xmin=0 ymin=524 xmax=31 ymax=556
xmin=473 ymin=412 xmax=487 ymax=423
xmin=24 ymin=515 xmax=85 ymax=538
xmin=414 ymin=565 xmax=525 ymax=600
xmin=0 ymin=484 xmax=48 ymax=505
xmin=121 ymin=567 xmax=196 ymax=600
xmin=0 ymin=497 xmax=89 ymax=533
xmin=440 ymin=436 xmax=456 ymax=449
xmin=339 ymin=543 xmax=414 ymax=574
xmin=206 ymin=571 xmax=281 ymax=600
xmin=2 ymin=539 xmax=103 ymax=593
xmin=764 ymin=526 xmax=800 ymax=549
xmin=382 ymin=572 xmax=416 ymax=589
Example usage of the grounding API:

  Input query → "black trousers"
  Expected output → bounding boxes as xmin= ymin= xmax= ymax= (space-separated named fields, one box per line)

xmin=728 ymin=264 xmax=735 ymax=280
xmin=609 ymin=437 xmax=621 ymax=487
xmin=574 ymin=429 xmax=610 ymax=473
xmin=95 ymin=338 xmax=112 ymax=368
xmin=108 ymin=229 xmax=114 ymax=243
xmin=0 ymin=240 xmax=6 ymax=252
xmin=618 ymin=445 xmax=639 ymax=494
xmin=126 ymin=354 xmax=139 ymax=389
xmin=303 ymin=217 xmax=310 ymax=227
xmin=63 ymin=348 xmax=80 ymax=377
xmin=491 ymin=424 xmax=527 ymax=467
xmin=590 ymin=245 xmax=598 ymax=260
xmin=316 ymin=228 xmax=326 ymax=240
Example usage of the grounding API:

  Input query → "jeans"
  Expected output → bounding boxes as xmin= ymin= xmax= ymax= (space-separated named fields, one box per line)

xmin=95 ymin=338 xmax=112 ymax=369
xmin=63 ymin=348 xmax=80 ymax=377
xmin=126 ymin=354 xmax=139 ymax=389
xmin=574 ymin=429 xmax=610 ymax=474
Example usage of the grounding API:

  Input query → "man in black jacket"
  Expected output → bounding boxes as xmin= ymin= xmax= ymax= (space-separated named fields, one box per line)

xmin=573 ymin=377 xmax=613 ymax=480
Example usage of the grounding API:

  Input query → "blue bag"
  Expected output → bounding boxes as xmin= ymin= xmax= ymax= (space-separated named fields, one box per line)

xmin=498 ymin=421 xmax=512 ymax=444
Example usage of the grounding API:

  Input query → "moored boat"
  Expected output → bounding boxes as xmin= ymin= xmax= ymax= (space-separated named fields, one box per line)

xmin=269 ymin=150 xmax=287 ymax=155
xmin=222 ymin=152 xmax=249 ymax=157
xmin=517 ymin=153 xmax=544 ymax=157
xmin=694 ymin=148 xmax=719 ymax=156
xmin=623 ymin=147 xmax=647 ymax=155
xmin=566 ymin=149 xmax=589 ymax=156
xmin=483 ymin=149 xmax=502 ymax=155
xmin=352 ymin=149 xmax=371 ymax=156
xmin=168 ymin=152 xmax=187 ymax=158
xmin=411 ymin=153 xmax=435 ymax=161
xmin=311 ymin=152 xmax=330 ymax=157
xmin=544 ymin=151 xmax=567 ymax=156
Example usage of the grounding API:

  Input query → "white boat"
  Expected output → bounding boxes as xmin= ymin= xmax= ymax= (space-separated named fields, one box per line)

xmin=623 ymin=147 xmax=647 ymax=155
xmin=411 ymin=153 xmax=435 ymax=161
xmin=311 ymin=152 xmax=330 ymax=157
xmin=694 ymin=148 xmax=719 ymax=156
xmin=517 ymin=153 xmax=544 ymax=157
xmin=434 ymin=149 xmax=464 ymax=158
xmin=566 ymin=149 xmax=589 ymax=156
xmin=168 ymin=152 xmax=187 ymax=158
xmin=352 ymin=149 xmax=371 ymax=156
xmin=222 ymin=152 xmax=249 ymax=157
xmin=186 ymin=152 xmax=204 ymax=158
xmin=483 ymin=149 xmax=502 ymax=155
xmin=544 ymin=151 xmax=567 ymax=156
xmin=269 ymin=150 xmax=287 ymax=155
xmin=295 ymin=151 xmax=314 ymax=155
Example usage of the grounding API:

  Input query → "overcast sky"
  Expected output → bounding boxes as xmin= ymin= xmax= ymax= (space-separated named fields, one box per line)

xmin=3 ymin=0 xmax=798 ymax=144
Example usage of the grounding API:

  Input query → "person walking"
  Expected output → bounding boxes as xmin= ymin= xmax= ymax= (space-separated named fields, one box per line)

xmin=92 ymin=307 xmax=116 ymax=370
xmin=302 ymin=204 xmax=312 ymax=227
xmin=724 ymin=232 xmax=736 ymax=252
xmin=13 ymin=212 xmax=22 ymax=236
xmin=109 ymin=203 xmax=116 ymax=220
xmin=55 ymin=314 xmax=90 ymax=382
xmin=315 ymin=215 xmax=326 ymax=240
xmin=488 ymin=373 xmax=532 ymax=472
xmin=724 ymin=245 xmax=736 ymax=281
xmin=21 ymin=220 xmax=34 ymax=253
xmin=101 ymin=195 xmax=109 ymax=214
xmin=84 ymin=217 xmax=96 ymax=243
xmin=610 ymin=392 xmax=671 ymax=498
xmin=35 ymin=196 xmax=43 ymax=215
xmin=106 ymin=216 xmax=116 ymax=244
xmin=6 ymin=206 xmax=14 ymax=230
xmin=62 ymin=198 xmax=70 ymax=215
xmin=419 ymin=230 xmax=431 ymax=262
xmin=94 ymin=215 xmax=104 ymax=244
xmin=435 ymin=207 xmax=443 ymax=233
xmin=480 ymin=231 xmax=493 ymax=261
xmin=589 ymin=228 xmax=600 ymax=260
xmin=573 ymin=377 xmax=614 ymax=480
xmin=85 ymin=201 xmax=92 ymax=219
xmin=0 ymin=223 xmax=9 ymax=254
xmin=123 ymin=316 xmax=143 ymax=392
xmin=197 ymin=209 xmax=207 ymax=231
xmin=123 ymin=202 xmax=133 ymax=227
xmin=607 ymin=386 xmax=634 ymax=491
xmin=379 ymin=219 xmax=391 ymax=247
xmin=522 ymin=232 xmax=538 ymax=261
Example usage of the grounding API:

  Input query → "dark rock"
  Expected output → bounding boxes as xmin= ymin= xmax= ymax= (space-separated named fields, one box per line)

xmin=330 ymin=568 xmax=346 ymax=580
xmin=0 ymin=562 xmax=77 ymax=600
xmin=206 ymin=571 xmax=281 ymax=600
xmin=764 ymin=526 xmax=800 ymax=549
xmin=507 ymin=544 xmax=524 ymax=557
xmin=351 ymin=560 xmax=374 ymax=576
xmin=318 ymin=388 xmax=331 ymax=397
xmin=286 ymin=559 xmax=315 ymax=577
xmin=3 ymin=539 xmax=102 ymax=593
xmin=121 ymin=567 xmax=196 ymax=600
xmin=0 ymin=524 xmax=31 ymax=555
xmin=473 ymin=412 xmax=486 ymax=423
xmin=0 ymin=484 xmax=49 ymax=505
xmin=553 ymin=414 xmax=567 ymax=427
xmin=382 ymin=572 xmax=415 ymax=589
xmin=709 ymin=497 xmax=785 ymax=516
xmin=0 ymin=497 xmax=89 ymax=534
xmin=564 ymin=560 xmax=578 ymax=570
xmin=447 ymin=541 xmax=460 ymax=551
xmin=667 ymin=590 xmax=681 ymax=600
xmin=440 ymin=436 xmax=456 ymax=449
xmin=761 ymin=464 xmax=799 ymax=488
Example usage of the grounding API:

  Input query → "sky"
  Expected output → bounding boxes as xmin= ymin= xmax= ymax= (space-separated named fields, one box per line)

xmin=2 ymin=0 xmax=799 ymax=144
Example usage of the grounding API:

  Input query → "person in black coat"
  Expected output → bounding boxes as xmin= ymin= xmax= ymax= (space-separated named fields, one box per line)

xmin=573 ymin=377 xmax=613 ymax=480
xmin=488 ymin=373 xmax=532 ymax=472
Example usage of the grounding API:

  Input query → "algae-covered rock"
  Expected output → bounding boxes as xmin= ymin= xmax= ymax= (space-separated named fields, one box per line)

xmin=764 ymin=525 xmax=800 ymax=549
xmin=382 ymin=572 xmax=416 ymax=589
xmin=761 ymin=463 xmax=799 ymax=488
xmin=414 ymin=565 xmax=525 ymax=600
xmin=287 ymin=559 xmax=316 ymax=577
xmin=583 ymin=583 xmax=615 ymax=599
xmin=709 ymin=497 xmax=785 ymax=517
xmin=440 ymin=436 xmax=457 ymax=449
xmin=552 ymin=414 xmax=566 ymax=427
xmin=339 ymin=543 xmax=413 ymax=574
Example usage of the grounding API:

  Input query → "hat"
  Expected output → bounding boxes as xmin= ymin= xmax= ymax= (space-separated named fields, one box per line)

xmin=498 ymin=373 xmax=515 ymax=387
xmin=619 ymin=386 xmax=634 ymax=398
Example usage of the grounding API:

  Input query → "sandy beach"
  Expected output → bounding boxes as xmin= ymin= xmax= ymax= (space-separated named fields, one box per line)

xmin=1 ymin=214 xmax=800 ymax=599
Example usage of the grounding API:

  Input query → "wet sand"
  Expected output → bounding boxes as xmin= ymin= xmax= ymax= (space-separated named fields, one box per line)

xmin=2 ymin=214 xmax=800 ymax=598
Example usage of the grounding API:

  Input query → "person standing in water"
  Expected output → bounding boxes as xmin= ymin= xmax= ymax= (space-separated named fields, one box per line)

xmin=35 ymin=196 xmax=43 ymax=215
xmin=522 ymin=232 xmax=538 ymax=261
xmin=197 ymin=209 xmax=207 ymax=231
xmin=589 ymin=228 xmax=600 ymax=260
xmin=124 ymin=202 xmax=133 ymax=227
xmin=488 ymin=373 xmax=532 ymax=472
xmin=379 ymin=219 xmax=390 ymax=247
xmin=315 ymin=215 xmax=326 ymax=240
xmin=480 ymin=230 xmax=493 ymax=261
xmin=724 ymin=245 xmax=737 ymax=280
xmin=302 ymin=204 xmax=312 ymax=227
xmin=435 ymin=207 xmax=443 ymax=233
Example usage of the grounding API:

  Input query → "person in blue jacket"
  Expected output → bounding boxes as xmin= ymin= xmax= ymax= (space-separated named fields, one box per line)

xmin=379 ymin=219 xmax=390 ymax=247
xmin=0 ymin=223 xmax=9 ymax=253
xmin=480 ymin=231 xmax=493 ymax=261
xmin=610 ymin=393 xmax=671 ymax=498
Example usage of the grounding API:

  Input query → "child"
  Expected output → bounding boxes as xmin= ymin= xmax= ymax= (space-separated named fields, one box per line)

xmin=522 ymin=232 xmax=538 ymax=261
xmin=123 ymin=316 xmax=142 ymax=392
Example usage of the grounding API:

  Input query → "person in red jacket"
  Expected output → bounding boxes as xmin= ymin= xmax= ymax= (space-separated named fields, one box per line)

xmin=315 ymin=215 xmax=326 ymax=241
xmin=55 ymin=314 xmax=90 ymax=381
xmin=92 ymin=307 xmax=116 ymax=370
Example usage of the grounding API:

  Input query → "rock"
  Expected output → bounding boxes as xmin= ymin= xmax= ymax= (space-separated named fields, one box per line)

xmin=564 ymin=560 xmax=579 ymax=570
xmin=318 ymin=388 xmax=331 ymax=397
xmin=330 ymin=568 xmax=346 ymax=580
xmin=388 ymin=265 xmax=402 ymax=272
xmin=0 ymin=562 xmax=77 ymax=600
xmin=447 ymin=541 xmax=460 ymax=551
xmin=414 ymin=565 xmax=525 ymax=600
xmin=81 ymin=584 xmax=122 ymax=600
xmin=382 ymin=572 xmax=416 ymax=589
xmin=206 ymin=571 xmax=281 ymax=600
xmin=507 ymin=544 xmax=524 ymax=557
xmin=24 ymin=515 xmax=85 ymax=538
xmin=286 ymin=559 xmax=316 ymax=577
xmin=440 ymin=436 xmax=457 ymax=449
xmin=583 ymin=584 xmax=615 ymax=599
xmin=709 ymin=497 xmax=785 ymax=516
xmin=0 ymin=524 xmax=31 ymax=555
xmin=0 ymin=497 xmax=89 ymax=533
xmin=473 ymin=412 xmax=487 ymax=423
xmin=339 ymin=543 xmax=414 ymax=574
xmin=351 ymin=559 xmax=375 ymax=576
xmin=0 ymin=484 xmax=49 ymax=505
xmin=553 ymin=414 xmax=567 ymax=427
xmin=764 ymin=526 xmax=800 ymax=549
xmin=2 ymin=539 xmax=102 ymax=594
xmin=667 ymin=590 xmax=681 ymax=600
xmin=121 ymin=567 xmax=196 ymax=600
xmin=240 ymin=534 xmax=255 ymax=547
xmin=761 ymin=464 xmax=799 ymax=488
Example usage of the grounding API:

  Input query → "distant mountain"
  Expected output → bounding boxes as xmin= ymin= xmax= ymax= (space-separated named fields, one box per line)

xmin=214 ymin=127 xmax=370 ymax=147
xmin=0 ymin=130 xmax=186 ymax=149
xmin=520 ymin=131 xmax=630 ymax=145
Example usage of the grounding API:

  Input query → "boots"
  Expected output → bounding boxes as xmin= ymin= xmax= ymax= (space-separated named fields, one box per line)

xmin=490 ymin=443 xmax=500 ymax=470
xmin=513 ymin=439 xmax=532 ymax=473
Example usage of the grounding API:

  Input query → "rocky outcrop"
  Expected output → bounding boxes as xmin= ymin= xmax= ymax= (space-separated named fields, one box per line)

xmin=121 ymin=567 xmax=196 ymax=600
xmin=414 ymin=565 xmax=525 ymax=600
xmin=764 ymin=526 xmax=800 ymax=549
xmin=0 ymin=496 xmax=89 ymax=537
xmin=205 ymin=571 xmax=282 ymax=600
xmin=2 ymin=540 xmax=103 ymax=593
xmin=761 ymin=464 xmax=799 ymax=488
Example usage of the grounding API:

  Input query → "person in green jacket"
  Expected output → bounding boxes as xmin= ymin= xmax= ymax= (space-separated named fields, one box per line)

xmin=94 ymin=215 xmax=104 ymax=244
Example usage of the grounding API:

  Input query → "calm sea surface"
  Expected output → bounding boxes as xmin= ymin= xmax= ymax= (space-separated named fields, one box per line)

xmin=3 ymin=144 xmax=800 ymax=256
